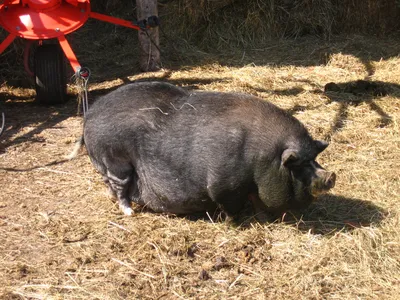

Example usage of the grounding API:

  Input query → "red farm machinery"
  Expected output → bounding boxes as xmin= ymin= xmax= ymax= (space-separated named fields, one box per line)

xmin=0 ymin=0 xmax=158 ymax=104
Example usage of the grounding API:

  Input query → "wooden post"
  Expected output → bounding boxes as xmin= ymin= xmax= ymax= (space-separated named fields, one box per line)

xmin=136 ymin=0 xmax=161 ymax=71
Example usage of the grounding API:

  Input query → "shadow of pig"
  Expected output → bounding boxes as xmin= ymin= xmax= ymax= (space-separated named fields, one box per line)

xmin=163 ymin=194 xmax=387 ymax=236
xmin=278 ymin=194 xmax=387 ymax=235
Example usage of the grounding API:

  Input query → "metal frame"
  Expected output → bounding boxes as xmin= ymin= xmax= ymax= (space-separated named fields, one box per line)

xmin=0 ymin=0 xmax=148 ymax=73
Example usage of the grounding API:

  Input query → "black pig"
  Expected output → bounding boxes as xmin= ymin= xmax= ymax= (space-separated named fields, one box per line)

xmin=70 ymin=82 xmax=336 ymax=217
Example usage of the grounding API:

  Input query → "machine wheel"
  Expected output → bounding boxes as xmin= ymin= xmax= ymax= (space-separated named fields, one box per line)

xmin=34 ymin=44 xmax=67 ymax=104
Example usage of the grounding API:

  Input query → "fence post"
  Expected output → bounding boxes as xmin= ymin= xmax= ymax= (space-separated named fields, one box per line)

xmin=136 ymin=0 xmax=161 ymax=71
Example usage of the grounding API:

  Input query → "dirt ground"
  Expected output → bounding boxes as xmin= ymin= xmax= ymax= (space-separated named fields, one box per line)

xmin=0 ymin=34 xmax=400 ymax=299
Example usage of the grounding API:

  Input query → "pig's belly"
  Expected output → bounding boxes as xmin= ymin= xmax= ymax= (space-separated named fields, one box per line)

xmin=135 ymin=194 xmax=218 ymax=215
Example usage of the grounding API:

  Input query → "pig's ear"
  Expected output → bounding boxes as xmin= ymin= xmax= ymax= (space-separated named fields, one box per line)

xmin=315 ymin=140 xmax=329 ymax=153
xmin=281 ymin=149 xmax=298 ymax=167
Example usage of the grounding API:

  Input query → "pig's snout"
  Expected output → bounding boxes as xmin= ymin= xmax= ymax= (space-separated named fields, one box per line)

xmin=311 ymin=171 xmax=336 ymax=197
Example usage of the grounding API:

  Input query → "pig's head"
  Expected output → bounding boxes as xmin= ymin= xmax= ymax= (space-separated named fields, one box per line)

xmin=281 ymin=139 xmax=336 ymax=208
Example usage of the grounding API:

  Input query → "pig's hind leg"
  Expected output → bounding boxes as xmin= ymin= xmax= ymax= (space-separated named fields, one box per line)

xmin=99 ymin=159 xmax=134 ymax=216
xmin=106 ymin=171 xmax=133 ymax=215
xmin=103 ymin=177 xmax=116 ymax=199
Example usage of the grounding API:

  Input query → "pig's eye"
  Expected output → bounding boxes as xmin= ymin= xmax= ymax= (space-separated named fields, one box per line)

xmin=297 ymin=160 xmax=312 ymax=168
xmin=289 ymin=159 xmax=307 ymax=170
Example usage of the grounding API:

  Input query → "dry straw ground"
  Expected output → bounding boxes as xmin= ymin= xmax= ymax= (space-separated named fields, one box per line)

xmin=1 ymin=3 xmax=400 ymax=299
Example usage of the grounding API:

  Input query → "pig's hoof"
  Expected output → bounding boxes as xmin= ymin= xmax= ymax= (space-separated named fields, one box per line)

xmin=121 ymin=206 xmax=133 ymax=216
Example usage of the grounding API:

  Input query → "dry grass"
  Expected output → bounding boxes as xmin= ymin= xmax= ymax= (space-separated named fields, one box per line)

xmin=159 ymin=0 xmax=400 ymax=48
xmin=1 ymin=32 xmax=400 ymax=299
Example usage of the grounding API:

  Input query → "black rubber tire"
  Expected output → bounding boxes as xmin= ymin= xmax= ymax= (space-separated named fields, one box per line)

xmin=34 ymin=44 xmax=67 ymax=104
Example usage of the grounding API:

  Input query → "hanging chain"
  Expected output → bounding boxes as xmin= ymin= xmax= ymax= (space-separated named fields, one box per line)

xmin=75 ymin=67 xmax=91 ymax=117
xmin=0 ymin=112 xmax=5 ymax=137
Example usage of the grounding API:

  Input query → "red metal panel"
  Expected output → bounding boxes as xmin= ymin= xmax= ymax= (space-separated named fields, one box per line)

xmin=0 ymin=0 xmax=90 ymax=39
xmin=0 ymin=33 xmax=16 ymax=55
xmin=89 ymin=12 xmax=141 ymax=31
xmin=26 ymin=0 xmax=62 ymax=11
xmin=58 ymin=34 xmax=81 ymax=72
